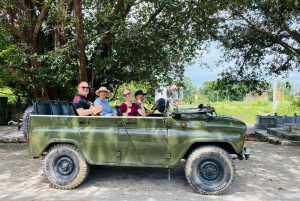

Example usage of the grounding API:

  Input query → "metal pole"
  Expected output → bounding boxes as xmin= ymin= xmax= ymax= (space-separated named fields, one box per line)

xmin=273 ymin=74 xmax=277 ymax=113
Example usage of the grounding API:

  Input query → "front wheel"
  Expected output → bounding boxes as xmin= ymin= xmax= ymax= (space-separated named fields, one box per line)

xmin=185 ymin=145 xmax=235 ymax=195
xmin=44 ymin=144 xmax=90 ymax=189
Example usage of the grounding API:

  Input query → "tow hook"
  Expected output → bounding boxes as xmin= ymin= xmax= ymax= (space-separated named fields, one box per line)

xmin=236 ymin=147 xmax=250 ymax=160
xmin=243 ymin=147 xmax=250 ymax=160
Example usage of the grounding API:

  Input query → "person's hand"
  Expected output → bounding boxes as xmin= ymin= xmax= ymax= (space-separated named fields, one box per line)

xmin=147 ymin=109 xmax=154 ymax=115
xmin=145 ymin=109 xmax=153 ymax=116
xmin=126 ymin=107 xmax=131 ymax=114
xmin=136 ymin=99 xmax=143 ymax=105
xmin=95 ymin=105 xmax=103 ymax=112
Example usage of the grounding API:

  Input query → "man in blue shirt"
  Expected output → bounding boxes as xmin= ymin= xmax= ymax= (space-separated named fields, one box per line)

xmin=94 ymin=86 xmax=117 ymax=116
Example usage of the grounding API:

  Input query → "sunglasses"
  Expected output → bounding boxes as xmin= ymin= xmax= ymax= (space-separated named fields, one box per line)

xmin=123 ymin=92 xmax=131 ymax=97
xmin=80 ymin=86 xmax=90 ymax=90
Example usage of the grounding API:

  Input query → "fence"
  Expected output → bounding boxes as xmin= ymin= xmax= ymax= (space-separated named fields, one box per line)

xmin=254 ymin=113 xmax=300 ymax=129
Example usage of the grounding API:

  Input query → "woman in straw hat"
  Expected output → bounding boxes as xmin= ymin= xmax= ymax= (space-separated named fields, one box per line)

xmin=94 ymin=87 xmax=117 ymax=116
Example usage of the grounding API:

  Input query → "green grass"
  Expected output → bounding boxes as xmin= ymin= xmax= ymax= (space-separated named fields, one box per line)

xmin=176 ymin=101 xmax=300 ymax=124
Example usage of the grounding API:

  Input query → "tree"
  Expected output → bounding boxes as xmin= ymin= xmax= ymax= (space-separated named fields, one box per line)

xmin=199 ymin=81 xmax=220 ymax=102
xmin=74 ymin=0 xmax=88 ymax=82
xmin=81 ymin=0 xmax=222 ymax=100
xmin=0 ymin=0 xmax=221 ymax=101
xmin=181 ymin=77 xmax=197 ymax=105
xmin=210 ymin=0 xmax=300 ymax=93
xmin=0 ymin=0 xmax=77 ymax=100
xmin=200 ymin=80 xmax=247 ymax=102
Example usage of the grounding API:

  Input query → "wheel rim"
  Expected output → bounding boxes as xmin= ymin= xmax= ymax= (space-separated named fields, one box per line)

xmin=54 ymin=156 xmax=75 ymax=176
xmin=198 ymin=160 xmax=221 ymax=181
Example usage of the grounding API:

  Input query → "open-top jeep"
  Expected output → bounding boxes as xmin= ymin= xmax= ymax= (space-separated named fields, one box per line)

xmin=23 ymin=99 xmax=249 ymax=195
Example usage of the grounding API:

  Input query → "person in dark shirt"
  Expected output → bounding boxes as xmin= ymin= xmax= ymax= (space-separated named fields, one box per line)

xmin=134 ymin=90 xmax=154 ymax=116
xmin=73 ymin=81 xmax=103 ymax=116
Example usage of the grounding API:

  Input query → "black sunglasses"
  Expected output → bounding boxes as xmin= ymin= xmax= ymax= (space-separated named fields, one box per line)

xmin=80 ymin=86 xmax=90 ymax=90
xmin=123 ymin=92 xmax=131 ymax=97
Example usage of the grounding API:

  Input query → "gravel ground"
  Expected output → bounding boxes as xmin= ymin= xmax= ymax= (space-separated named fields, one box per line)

xmin=0 ymin=141 xmax=300 ymax=201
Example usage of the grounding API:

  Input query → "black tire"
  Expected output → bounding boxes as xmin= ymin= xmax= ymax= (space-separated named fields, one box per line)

xmin=21 ymin=106 xmax=35 ymax=140
xmin=185 ymin=145 xmax=235 ymax=195
xmin=44 ymin=144 xmax=90 ymax=189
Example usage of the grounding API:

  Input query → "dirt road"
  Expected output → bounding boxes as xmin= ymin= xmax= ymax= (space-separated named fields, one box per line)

xmin=0 ymin=141 xmax=300 ymax=201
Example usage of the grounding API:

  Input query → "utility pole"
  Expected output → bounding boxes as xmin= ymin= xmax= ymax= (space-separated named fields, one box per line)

xmin=273 ymin=74 xmax=277 ymax=113
xmin=227 ymin=89 xmax=229 ymax=102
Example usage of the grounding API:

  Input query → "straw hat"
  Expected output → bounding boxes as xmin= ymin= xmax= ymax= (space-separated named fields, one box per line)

xmin=95 ymin=87 xmax=110 ymax=96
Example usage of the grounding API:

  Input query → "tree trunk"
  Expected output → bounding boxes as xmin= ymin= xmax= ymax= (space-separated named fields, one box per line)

xmin=73 ymin=0 xmax=88 ymax=82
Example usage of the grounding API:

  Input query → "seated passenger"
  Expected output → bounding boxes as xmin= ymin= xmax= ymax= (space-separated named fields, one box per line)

xmin=94 ymin=87 xmax=117 ymax=116
xmin=73 ymin=81 xmax=103 ymax=116
xmin=134 ymin=90 xmax=154 ymax=116
xmin=120 ymin=89 xmax=145 ymax=116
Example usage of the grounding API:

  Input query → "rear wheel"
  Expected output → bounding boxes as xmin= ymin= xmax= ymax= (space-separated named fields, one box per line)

xmin=44 ymin=144 xmax=90 ymax=189
xmin=185 ymin=145 xmax=235 ymax=195
xmin=21 ymin=106 xmax=35 ymax=140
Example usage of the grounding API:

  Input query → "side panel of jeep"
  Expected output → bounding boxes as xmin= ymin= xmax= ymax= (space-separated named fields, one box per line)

xmin=118 ymin=116 xmax=168 ymax=166
xmin=77 ymin=116 xmax=118 ymax=164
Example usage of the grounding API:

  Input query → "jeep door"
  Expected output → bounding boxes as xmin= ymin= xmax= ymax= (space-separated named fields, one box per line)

xmin=118 ymin=116 xmax=168 ymax=166
xmin=77 ymin=116 xmax=118 ymax=164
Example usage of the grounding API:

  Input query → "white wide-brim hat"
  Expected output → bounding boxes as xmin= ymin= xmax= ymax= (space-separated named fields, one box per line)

xmin=95 ymin=86 xmax=110 ymax=96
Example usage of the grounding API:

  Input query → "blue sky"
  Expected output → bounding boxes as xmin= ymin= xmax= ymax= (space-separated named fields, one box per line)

xmin=184 ymin=48 xmax=300 ymax=90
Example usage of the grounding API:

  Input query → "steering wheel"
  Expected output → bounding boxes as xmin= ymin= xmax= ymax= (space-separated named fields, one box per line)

xmin=151 ymin=98 xmax=166 ymax=113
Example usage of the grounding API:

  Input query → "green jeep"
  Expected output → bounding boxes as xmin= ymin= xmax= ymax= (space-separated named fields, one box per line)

xmin=23 ymin=99 xmax=249 ymax=195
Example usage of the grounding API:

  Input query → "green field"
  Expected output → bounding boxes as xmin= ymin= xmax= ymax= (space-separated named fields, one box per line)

xmin=174 ymin=101 xmax=299 ymax=124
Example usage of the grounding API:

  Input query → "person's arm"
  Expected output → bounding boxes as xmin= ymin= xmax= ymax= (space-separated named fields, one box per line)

xmin=142 ymin=106 xmax=153 ymax=116
xmin=106 ymin=103 xmax=117 ymax=116
xmin=136 ymin=100 xmax=145 ymax=116
xmin=145 ymin=109 xmax=154 ymax=116
xmin=76 ymin=105 xmax=103 ymax=116
xmin=137 ymin=103 xmax=146 ymax=116
xmin=107 ymin=103 xmax=116 ymax=114
xmin=110 ymin=108 xmax=117 ymax=116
